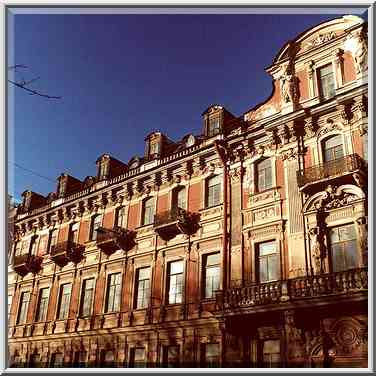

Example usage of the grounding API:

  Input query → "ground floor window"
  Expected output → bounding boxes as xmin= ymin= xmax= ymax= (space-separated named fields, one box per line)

xmin=201 ymin=343 xmax=220 ymax=368
xmin=262 ymin=340 xmax=280 ymax=367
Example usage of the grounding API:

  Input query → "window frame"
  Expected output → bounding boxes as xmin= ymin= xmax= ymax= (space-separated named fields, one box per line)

xmin=172 ymin=186 xmax=187 ymax=210
xmin=35 ymin=287 xmax=50 ymax=322
xmin=90 ymin=214 xmax=103 ymax=241
xmin=17 ymin=291 xmax=30 ymax=325
xmin=134 ymin=267 xmax=151 ymax=310
xmin=256 ymin=240 xmax=280 ymax=284
xmin=202 ymin=252 xmax=221 ymax=299
xmin=47 ymin=229 xmax=59 ymax=254
xmin=255 ymin=158 xmax=273 ymax=193
xmin=141 ymin=197 xmax=155 ymax=226
xmin=205 ymin=175 xmax=222 ymax=208
xmin=322 ymin=134 xmax=345 ymax=163
xmin=105 ymin=272 xmax=122 ymax=313
xmin=207 ymin=117 xmax=221 ymax=137
xmin=115 ymin=206 xmax=126 ymax=228
xmin=56 ymin=283 xmax=72 ymax=320
xmin=79 ymin=278 xmax=95 ymax=317
xmin=166 ymin=260 xmax=184 ymax=305
xmin=317 ymin=63 xmax=336 ymax=99
xmin=328 ymin=223 xmax=360 ymax=273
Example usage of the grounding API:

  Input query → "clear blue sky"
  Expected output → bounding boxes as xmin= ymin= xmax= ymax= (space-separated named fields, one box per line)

xmin=7 ymin=11 xmax=367 ymax=203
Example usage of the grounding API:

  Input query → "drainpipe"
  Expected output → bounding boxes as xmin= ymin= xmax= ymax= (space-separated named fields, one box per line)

xmin=214 ymin=139 xmax=230 ymax=292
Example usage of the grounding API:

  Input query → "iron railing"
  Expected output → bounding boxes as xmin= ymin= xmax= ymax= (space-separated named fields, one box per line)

xmin=154 ymin=207 xmax=189 ymax=227
xmin=297 ymin=154 xmax=365 ymax=187
xmin=217 ymin=267 xmax=367 ymax=310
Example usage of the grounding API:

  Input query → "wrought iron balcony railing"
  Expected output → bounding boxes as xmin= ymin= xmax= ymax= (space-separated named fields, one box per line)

xmin=50 ymin=241 xmax=84 ymax=266
xmin=216 ymin=267 xmax=367 ymax=311
xmin=96 ymin=226 xmax=135 ymax=255
xmin=13 ymin=253 xmax=43 ymax=276
xmin=296 ymin=154 xmax=365 ymax=188
xmin=154 ymin=207 xmax=199 ymax=240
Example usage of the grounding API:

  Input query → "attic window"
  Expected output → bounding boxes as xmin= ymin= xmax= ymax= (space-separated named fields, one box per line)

xmin=208 ymin=118 xmax=220 ymax=137
xmin=99 ymin=161 xmax=109 ymax=179
xmin=149 ymin=141 xmax=160 ymax=156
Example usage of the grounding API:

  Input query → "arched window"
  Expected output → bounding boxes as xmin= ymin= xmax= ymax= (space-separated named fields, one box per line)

xmin=206 ymin=175 xmax=221 ymax=208
xmin=173 ymin=186 xmax=186 ymax=209
xmin=323 ymin=135 xmax=344 ymax=162
xmin=256 ymin=158 xmax=273 ymax=192
xmin=142 ymin=197 xmax=155 ymax=226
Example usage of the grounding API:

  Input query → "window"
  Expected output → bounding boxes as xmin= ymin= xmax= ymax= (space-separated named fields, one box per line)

xmin=74 ymin=351 xmax=87 ymax=368
xmin=38 ymin=235 xmax=48 ymax=255
xmin=48 ymin=229 xmax=58 ymax=254
xmin=208 ymin=117 xmax=220 ymax=137
xmin=167 ymin=261 xmax=184 ymax=304
xmin=79 ymin=278 xmax=95 ymax=317
xmin=30 ymin=236 xmax=39 ymax=255
xmin=142 ymin=197 xmax=155 ymax=226
xmin=14 ymin=242 xmax=22 ymax=257
xmin=91 ymin=215 xmax=102 ymax=241
xmin=173 ymin=187 xmax=186 ymax=209
xmin=206 ymin=175 xmax=221 ymax=208
xmin=35 ymin=288 xmax=49 ymax=322
xmin=106 ymin=273 xmax=122 ymax=312
xmin=8 ymin=294 xmax=12 ymax=318
xmin=57 ymin=283 xmax=72 ymax=320
xmin=130 ymin=348 xmax=145 ymax=368
xmin=256 ymin=158 xmax=273 ymax=192
xmin=68 ymin=222 xmax=79 ymax=243
xmin=318 ymin=64 xmax=335 ymax=99
xmin=101 ymin=350 xmax=115 ymax=367
xmin=50 ymin=353 xmax=64 ymax=368
xmin=135 ymin=267 xmax=150 ymax=309
xmin=17 ymin=291 xmax=30 ymax=324
xmin=258 ymin=241 xmax=280 ymax=283
xmin=330 ymin=224 xmax=358 ymax=272
xmin=203 ymin=253 xmax=220 ymax=299
xmin=262 ymin=340 xmax=280 ymax=367
xmin=99 ymin=161 xmax=110 ymax=180
xmin=29 ymin=353 xmax=41 ymax=367
xmin=323 ymin=135 xmax=344 ymax=162
xmin=163 ymin=345 xmax=180 ymax=368
xmin=149 ymin=141 xmax=160 ymax=156
xmin=115 ymin=207 xmax=126 ymax=228
xmin=17 ymin=240 xmax=29 ymax=256
xmin=201 ymin=343 xmax=220 ymax=368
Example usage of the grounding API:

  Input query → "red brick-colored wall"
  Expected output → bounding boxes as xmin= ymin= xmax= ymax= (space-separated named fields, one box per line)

xmin=157 ymin=194 xmax=169 ymax=213
xmin=128 ymin=203 xmax=140 ymax=230
xmin=188 ymin=182 xmax=202 ymax=212
xmin=296 ymin=70 xmax=309 ymax=101
xmin=103 ymin=210 xmax=114 ymax=229
xmin=343 ymin=52 xmax=356 ymax=83
xmin=38 ymin=234 xmax=48 ymax=256
xmin=304 ymin=146 xmax=313 ymax=168
xmin=79 ymin=220 xmax=90 ymax=243
xmin=352 ymin=130 xmax=363 ymax=156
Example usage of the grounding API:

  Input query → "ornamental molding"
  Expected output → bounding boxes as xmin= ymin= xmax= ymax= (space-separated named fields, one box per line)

xmin=305 ymin=31 xmax=336 ymax=49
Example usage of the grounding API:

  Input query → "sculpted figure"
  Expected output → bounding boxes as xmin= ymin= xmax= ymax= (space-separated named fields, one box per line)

xmin=354 ymin=30 xmax=368 ymax=74
xmin=309 ymin=227 xmax=323 ymax=274
xmin=280 ymin=63 xmax=297 ymax=104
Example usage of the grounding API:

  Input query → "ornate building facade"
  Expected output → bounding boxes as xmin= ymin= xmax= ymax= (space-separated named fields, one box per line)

xmin=8 ymin=15 xmax=368 ymax=368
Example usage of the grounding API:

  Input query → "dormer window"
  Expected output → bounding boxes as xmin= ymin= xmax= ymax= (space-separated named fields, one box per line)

xmin=208 ymin=117 xmax=221 ymax=137
xmin=149 ymin=141 xmax=160 ymax=156
xmin=98 ymin=160 xmax=110 ymax=180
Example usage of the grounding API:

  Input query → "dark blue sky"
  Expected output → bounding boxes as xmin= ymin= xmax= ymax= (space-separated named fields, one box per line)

xmin=8 ymin=11 xmax=366 ymax=202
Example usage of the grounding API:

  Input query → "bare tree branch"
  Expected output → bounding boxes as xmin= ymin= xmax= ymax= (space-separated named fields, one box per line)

xmin=8 ymin=79 xmax=62 ymax=99
xmin=8 ymin=64 xmax=62 ymax=99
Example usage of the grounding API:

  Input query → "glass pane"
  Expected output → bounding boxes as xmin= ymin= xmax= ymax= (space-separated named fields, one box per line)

xmin=259 ymin=241 xmax=277 ymax=256
xmin=338 ymin=224 xmax=356 ymax=241
xmin=332 ymin=244 xmax=345 ymax=272
xmin=138 ymin=267 xmax=150 ymax=280
xmin=268 ymin=255 xmax=280 ymax=281
xmin=177 ymin=188 xmax=186 ymax=208
xmin=206 ymin=253 xmax=220 ymax=266
xmin=259 ymin=258 xmax=268 ymax=283
xmin=344 ymin=240 xmax=358 ymax=269
xmin=170 ymin=261 xmax=183 ymax=274
xmin=208 ymin=175 xmax=221 ymax=187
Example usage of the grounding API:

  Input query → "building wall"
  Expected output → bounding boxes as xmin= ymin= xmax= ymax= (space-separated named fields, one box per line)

xmin=8 ymin=15 xmax=368 ymax=368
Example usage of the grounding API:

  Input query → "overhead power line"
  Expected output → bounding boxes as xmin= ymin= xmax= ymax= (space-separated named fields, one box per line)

xmin=11 ymin=162 xmax=56 ymax=183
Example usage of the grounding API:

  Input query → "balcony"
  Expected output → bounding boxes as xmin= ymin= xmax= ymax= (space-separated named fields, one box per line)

xmin=50 ymin=241 xmax=85 ymax=267
xmin=96 ymin=227 xmax=136 ymax=256
xmin=13 ymin=254 xmax=42 ymax=277
xmin=297 ymin=154 xmax=366 ymax=191
xmin=154 ymin=207 xmax=199 ymax=241
xmin=216 ymin=267 xmax=367 ymax=314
